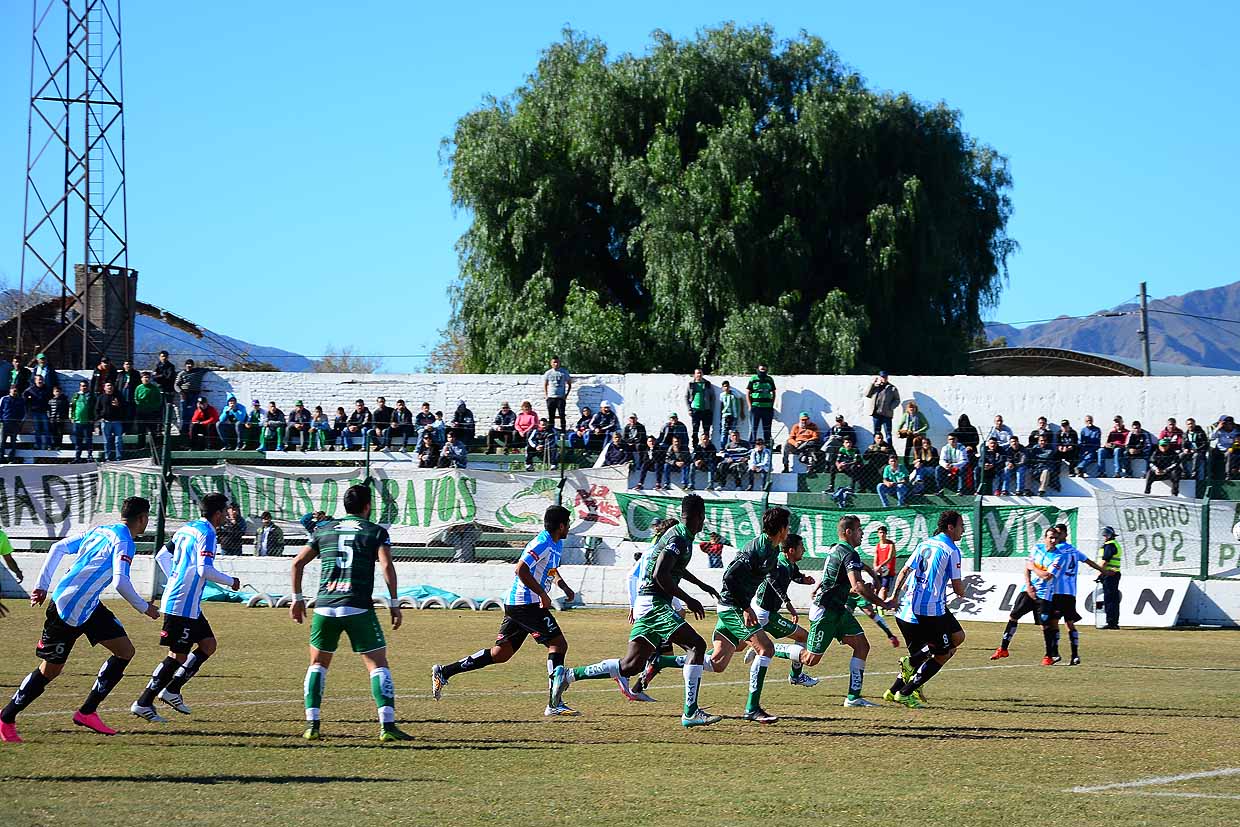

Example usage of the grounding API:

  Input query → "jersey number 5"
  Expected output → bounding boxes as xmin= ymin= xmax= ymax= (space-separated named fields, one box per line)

xmin=336 ymin=535 xmax=354 ymax=570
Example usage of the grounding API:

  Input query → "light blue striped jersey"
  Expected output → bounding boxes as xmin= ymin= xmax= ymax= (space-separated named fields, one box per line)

xmin=506 ymin=530 xmax=562 ymax=606
xmin=161 ymin=519 xmax=218 ymax=618
xmin=1030 ymin=543 xmax=1063 ymax=600
xmin=1052 ymin=543 xmax=1090 ymax=597
xmin=896 ymin=533 xmax=962 ymax=619
xmin=51 ymin=524 xmax=136 ymax=626
xmin=628 ymin=539 xmax=659 ymax=607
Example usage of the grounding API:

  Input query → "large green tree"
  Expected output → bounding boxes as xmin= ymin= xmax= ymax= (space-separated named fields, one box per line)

xmin=443 ymin=24 xmax=1014 ymax=374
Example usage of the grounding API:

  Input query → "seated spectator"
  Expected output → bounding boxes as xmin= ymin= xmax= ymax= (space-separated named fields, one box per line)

xmin=657 ymin=412 xmax=688 ymax=449
xmin=897 ymin=401 xmax=928 ymax=461
xmin=1075 ymin=415 xmax=1102 ymax=477
xmin=524 ymin=417 xmax=558 ymax=471
xmin=450 ymin=399 xmax=476 ymax=443
xmin=589 ymin=401 xmax=618 ymax=445
xmin=986 ymin=415 xmax=1014 ymax=446
xmin=783 ymin=412 xmax=821 ymax=473
xmin=439 ymin=431 xmax=468 ymax=468
xmin=242 ymin=399 xmax=264 ymax=450
xmin=748 ymin=437 xmax=771 ymax=491
xmin=998 ymin=435 xmax=1027 ymax=495
xmin=832 ymin=435 xmax=863 ymax=491
xmin=716 ymin=431 xmax=749 ymax=490
xmin=1159 ymin=418 xmax=1184 ymax=450
xmin=216 ymin=395 xmax=248 ymax=450
xmin=634 ymin=434 xmax=664 ymax=491
xmin=514 ymin=400 xmax=539 ymax=443
xmin=390 ymin=400 xmax=414 ymax=451
xmin=486 ymin=402 xmax=518 ymax=454
xmin=342 ymin=399 xmax=371 ymax=450
xmin=189 ymin=397 xmax=219 ymax=450
xmin=568 ymin=406 xmax=594 ymax=451
xmin=911 ymin=435 xmax=939 ymax=473
xmin=1124 ymin=421 xmax=1153 ymax=477
xmin=259 ymin=401 xmax=285 ymax=452
xmin=908 ymin=456 xmax=935 ymax=496
xmin=661 ymin=435 xmax=691 ymax=490
xmin=1100 ymin=416 xmax=1129 ymax=478
xmin=621 ymin=413 xmax=646 ymax=451
xmin=980 ymin=436 xmax=1004 ymax=495
xmin=937 ymin=433 xmax=971 ymax=493
xmin=310 ymin=406 xmax=332 ymax=450
xmin=1026 ymin=434 xmax=1057 ymax=496
xmin=371 ymin=397 xmax=393 ymax=449
xmin=0 ymin=386 xmax=25 ymax=459
xmin=414 ymin=402 xmax=436 ymax=443
xmin=699 ymin=532 xmax=725 ymax=568
xmin=1212 ymin=415 xmax=1239 ymax=480
xmin=691 ymin=433 xmax=717 ymax=491
xmin=256 ymin=511 xmax=285 ymax=557
xmin=284 ymin=400 xmax=313 ymax=451
xmin=431 ymin=410 xmax=447 ymax=444
xmin=1182 ymin=417 xmax=1210 ymax=482
xmin=949 ymin=414 xmax=980 ymax=455
xmin=1056 ymin=419 xmax=1079 ymax=477
xmin=1146 ymin=439 xmax=1182 ymax=495
xmin=47 ymin=384 xmax=68 ymax=450
xmin=23 ymin=375 xmax=52 ymax=450
xmin=602 ymin=432 xmax=630 ymax=467
xmin=416 ymin=433 xmax=438 ymax=468
xmin=330 ymin=406 xmax=348 ymax=450
xmin=1027 ymin=416 xmax=1054 ymax=449
xmin=877 ymin=455 xmax=911 ymax=507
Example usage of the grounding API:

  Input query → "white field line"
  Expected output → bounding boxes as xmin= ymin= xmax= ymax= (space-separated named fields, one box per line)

xmin=1069 ymin=767 xmax=1240 ymax=798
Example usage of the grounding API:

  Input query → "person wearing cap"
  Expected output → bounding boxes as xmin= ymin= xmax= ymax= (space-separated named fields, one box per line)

xmin=256 ymin=511 xmax=285 ymax=557
xmin=1100 ymin=416 xmax=1130 ymax=478
xmin=1211 ymin=415 xmax=1238 ymax=480
xmin=746 ymin=364 xmax=777 ymax=445
xmin=31 ymin=351 xmax=58 ymax=391
xmin=524 ymin=417 xmax=558 ymax=471
xmin=588 ymin=400 xmax=618 ymax=444
xmin=1056 ymin=419 xmax=1080 ymax=477
xmin=242 ymin=399 xmax=264 ymax=450
xmin=567 ymin=406 xmax=595 ymax=451
xmin=747 ymin=436 xmax=772 ymax=491
xmin=1074 ymin=415 xmax=1102 ymax=477
xmin=542 ymin=356 xmax=572 ymax=432
xmin=1124 ymin=420 xmax=1153 ymax=477
xmin=1182 ymin=417 xmax=1210 ymax=482
xmin=450 ymin=399 xmax=475 ymax=443
xmin=341 ymin=399 xmax=371 ymax=450
xmin=88 ymin=355 xmax=116 ymax=396
xmin=174 ymin=359 xmax=205 ymax=435
xmin=657 ymin=412 xmax=689 ymax=450
xmin=189 ymin=396 xmax=220 ymax=450
xmin=685 ymin=368 xmax=715 ymax=442
xmin=864 ymin=371 xmax=900 ymax=443
xmin=621 ymin=412 xmax=646 ymax=452
xmin=285 ymin=400 xmax=313 ymax=452
xmin=718 ymin=380 xmax=743 ymax=437
xmin=486 ymin=401 xmax=518 ymax=454
xmin=1145 ymin=438 xmax=1182 ymax=495
xmin=371 ymin=397 xmax=394 ymax=450
xmin=258 ymin=401 xmax=286 ymax=452
xmin=1097 ymin=527 xmax=1123 ymax=629
xmin=216 ymin=394 xmax=248 ymax=450
xmin=132 ymin=371 xmax=164 ymax=446
xmin=783 ymin=412 xmax=821 ymax=473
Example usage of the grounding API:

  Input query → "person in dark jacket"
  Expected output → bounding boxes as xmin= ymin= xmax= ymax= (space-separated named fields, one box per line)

xmin=948 ymin=414 xmax=980 ymax=454
xmin=285 ymin=400 xmax=313 ymax=451
xmin=22 ymin=375 xmax=52 ymax=449
xmin=390 ymin=399 xmax=415 ymax=451
xmin=31 ymin=352 xmax=58 ymax=391
xmin=568 ymin=406 xmax=594 ymax=451
xmin=691 ymin=433 xmax=718 ymax=491
xmin=486 ymin=402 xmax=518 ymax=453
xmin=416 ymin=433 xmax=438 ymax=467
xmin=998 ymin=435 xmax=1026 ymax=495
xmin=685 ymin=369 xmax=715 ymax=442
xmin=0 ymin=386 xmax=26 ymax=459
xmin=173 ymin=359 xmax=206 ymax=434
xmin=46 ymin=384 xmax=69 ymax=449
xmin=116 ymin=359 xmax=141 ymax=428
xmin=89 ymin=355 xmax=117 ymax=396
xmin=980 ymin=437 xmax=1005 ymax=495
xmin=634 ymin=435 xmax=664 ymax=491
xmin=341 ymin=399 xmax=371 ymax=450
xmin=1181 ymin=417 xmax=1210 ymax=482
xmin=151 ymin=350 xmax=177 ymax=401
xmin=94 ymin=380 xmax=125 ymax=461
xmin=1026 ymin=434 xmax=1057 ymax=496
xmin=3 ymin=356 xmax=31 ymax=395
xmin=621 ymin=414 xmax=646 ymax=452
xmin=1145 ymin=439 xmax=1182 ymax=495
xmin=656 ymin=412 xmax=689 ymax=449
xmin=414 ymin=402 xmax=436 ymax=444
xmin=450 ymin=400 xmax=475 ymax=443
xmin=524 ymin=418 xmax=558 ymax=471
xmin=1056 ymin=419 xmax=1080 ymax=477
xmin=602 ymin=432 xmax=631 ymax=467
xmin=371 ymin=397 xmax=393 ymax=449
xmin=1075 ymin=415 xmax=1103 ymax=477
xmin=438 ymin=431 xmax=469 ymax=468
xmin=588 ymin=400 xmax=618 ymax=444
xmin=330 ymin=406 xmax=348 ymax=450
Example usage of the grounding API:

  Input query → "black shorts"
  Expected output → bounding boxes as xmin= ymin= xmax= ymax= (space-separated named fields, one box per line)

xmin=1052 ymin=594 xmax=1082 ymax=624
xmin=1010 ymin=591 xmax=1041 ymax=621
xmin=496 ymin=604 xmax=563 ymax=651
xmin=895 ymin=617 xmax=927 ymax=655
xmin=913 ymin=612 xmax=963 ymax=655
xmin=37 ymin=602 xmax=126 ymax=665
xmin=160 ymin=613 xmax=215 ymax=654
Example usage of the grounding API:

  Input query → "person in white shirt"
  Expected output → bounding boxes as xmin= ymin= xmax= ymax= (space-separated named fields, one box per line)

xmin=748 ymin=438 xmax=772 ymax=491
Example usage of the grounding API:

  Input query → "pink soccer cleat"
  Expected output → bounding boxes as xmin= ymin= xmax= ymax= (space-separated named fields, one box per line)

xmin=72 ymin=711 xmax=117 ymax=735
xmin=0 ymin=721 xmax=21 ymax=743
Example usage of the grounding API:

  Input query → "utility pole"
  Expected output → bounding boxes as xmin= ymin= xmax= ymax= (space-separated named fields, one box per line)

xmin=1139 ymin=282 xmax=1152 ymax=376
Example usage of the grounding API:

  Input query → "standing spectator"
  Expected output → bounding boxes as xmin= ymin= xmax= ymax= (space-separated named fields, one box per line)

xmin=3 ymin=355 xmax=31 ymax=395
xmin=285 ymin=400 xmax=313 ymax=452
xmin=242 ymin=399 xmax=264 ymax=450
xmin=568 ymin=406 xmax=594 ymax=451
xmin=342 ymin=399 xmax=371 ymax=450
xmin=949 ymin=414 xmax=980 ymax=455
xmin=439 ymin=431 xmax=469 ymax=468
xmin=189 ymin=397 xmax=219 ymax=450
xmin=0 ymin=386 xmax=26 ymax=459
xmin=116 ymin=359 xmax=141 ymax=428
xmin=685 ymin=368 xmax=715 ymax=441
xmin=23 ymin=375 xmax=52 ymax=449
xmin=746 ymin=364 xmax=776 ymax=444
xmin=634 ymin=434 xmax=664 ymax=491
xmin=1056 ymin=419 xmax=1080 ymax=477
xmin=691 ymin=433 xmax=717 ymax=491
xmin=1159 ymin=418 xmax=1184 ymax=449
xmin=47 ymin=384 xmax=68 ymax=450
xmin=716 ymin=430 xmax=749 ymax=490
xmin=95 ymin=380 xmax=124 ymax=460
xmin=543 ymin=356 xmax=572 ymax=432
xmin=1097 ymin=526 xmax=1122 ymax=630
xmin=89 ymin=355 xmax=116 ymax=396
xmin=1026 ymin=434 xmax=1057 ymax=496
xmin=998 ymin=435 xmax=1026 ymax=496
xmin=371 ymin=397 xmax=393 ymax=449
xmin=1100 ymin=416 xmax=1129 ymax=478
xmin=1145 ymin=439 xmax=1182 ymax=495
xmin=31 ymin=352 xmax=58 ymax=391
xmin=864 ymin=371 xmax=900 ymax=443
xmin=151 ymin=350 xmax=176 ymax=402
xmin=980 ymin=436 xmax=1004 ymax=495
xmin=718 ymin=380 xmax=743 ymax=437
xmin=310 ymin=406 xmax=332 ymax=450
xmin=832 ymin=435 xmax=863 ymax=491
xmin=69 ymin=380 xmax=94 ymax=461
xmin=877 ymin=455 xmax=910 ymax=507
xmin=416 ymin=433 xmax=438 ymax=467
xmin=747 ymin=437 xmax=772 ymax=491
xmin=1027 ymin=416 xmax=1054 ymax=448
xmin=872 ymin=525 xmax=897 ymax=600
xmin=414 ymin=402 xmax=436 ymax=443
xmin=699 ymin=533 xmax=725 ymax=569
xmin=937 ymin=433 xmax=970 ymax=494
xmin=897 ymin=400 xmax=929 ymax=462
xmin=329 ymin=406 xmax=348 ymax=450
xmin=450 ymin=399 xmax=475 ymax=443
xmin=256 ymin=512 xmax=285 ymax=557
xmin=132 ymin=372 xmax=164 ymax=445
xmin=1124 ymin=421 xmax=1153 ymax=478
xmin=782 ymin=412 xmax=821 ymax=473
xmin=1182 ymin=417 xmax=1210 ymax=482
xmin=217 ymin=503 xmax=247 ymax=556
xmin=661 ymin=435 xmax=691 ymax=490
xmin=1212 ymin=415 xmax=1239 ymax=480
xmin=657 ymin=412 xmax=689 ymax=449
xmin=1075 ymin=414 xmax=1102 ymax=477
xmin=486 ymin=402 xmax=518 ymax=454
xmin=621 ymin=413 xmax=646 ymax=453
xmin=258 ymin=401 xmax=286 ymax=452
xmin=390 ymin=400 xmax=414 ymax=451
xmin=602 ymin=432 xmax=631 ymax=467
xmin=173 ymin=359 xmax=205 ymax=433
xmin=986 ymin=415 xmax=1014 ymax=446
xmin=513 ymin=400 xmax=539 ymax=445
xmin=217 ymin=395 xmax=248 ymax=450
xmin=524 ymin=417 xmax=558 ymax=471
xmin=588 ymin=400 xmax=618 ymax=445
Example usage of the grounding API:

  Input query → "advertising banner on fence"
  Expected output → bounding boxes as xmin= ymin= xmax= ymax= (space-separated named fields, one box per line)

xmin=940 ymin=571 xmax=1189 ymax=627
xmin=615 ymin=494 xmax=1077 ymax=558
xmin=0 ymin=462 xmax=97 ymax=537
xmin=93 ymin=460 xmax=632 ymax=542
xmin=1096 ymin=491 xmax=1240 ymax=578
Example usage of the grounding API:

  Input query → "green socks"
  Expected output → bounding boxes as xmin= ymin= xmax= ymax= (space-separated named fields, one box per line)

xmin=370 ymin=667 xmax=395 ymax=724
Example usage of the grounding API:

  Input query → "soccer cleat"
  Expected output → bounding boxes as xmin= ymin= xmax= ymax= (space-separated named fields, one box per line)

xmin=73 ymin=711 xmax=117 ymax=735
xmin=888 ymin=636 xmax=901 ymax=648
xmin=0 ymin=721 xmax=21 ymax=743
xmin=898 ymin=655 xmax=914 ymax=683
xmin=892 ymin=692 xmax=926 ymax=709
xmin=129 ymin=702 xmax=167 ymax=724
xmin=639 ymin=654 xmax=662 ymax=690
xmin=681 ymin=708 xmax=722 ymax=728
xmin=742 ymin=707 xmax=778 ymax=724
xmin=543 ymin=703 xmax=579 ymax=717
xmin=843 ymin=696 xmax=880 ymax=708
xmin=882 ymin=689 xmax=898 ymax=703
xmin=743 ymin=648 xmax=756 ymax=665
xmin=302 ymin=722 xmax=321 ymax=741
xmin=379 ymin=724 xmax=414 ymax=742
xmin=990 ymin=647 xmax=1009 ymax=660
xmin=158 ymin=690 xmax=191 ymax=715
xmin=788 ymin=672 xmax=819 ymax=687
xmin=430 ymin=664 xmax=447 ymax=701
xmin=1069 ymin=656 xmax=1081 ymax=666
xmin=613 ymin=675 xmax=638 ymax=702
xmin=1041 ymin=656 xmax=1057 ymax=666
xmin=548 ymin=666 xmax=571 ymax=707
xmin=629 ymin=689 xmax=657 ymax=702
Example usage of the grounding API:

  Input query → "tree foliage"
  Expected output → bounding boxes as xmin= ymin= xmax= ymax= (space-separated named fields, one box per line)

xmin=444 ymin=24 xmax=1014 ymax=374
xmin=315 ymin=344 xmax=381 ymax=374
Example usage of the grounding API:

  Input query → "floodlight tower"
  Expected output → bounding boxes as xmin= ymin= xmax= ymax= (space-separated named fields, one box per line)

xmin=16 ymin=0 xmax=137 ymax=369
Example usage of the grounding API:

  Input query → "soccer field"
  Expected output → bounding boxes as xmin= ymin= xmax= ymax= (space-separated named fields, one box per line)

xmin=0 ymin=604 xmax=1237 ymax=827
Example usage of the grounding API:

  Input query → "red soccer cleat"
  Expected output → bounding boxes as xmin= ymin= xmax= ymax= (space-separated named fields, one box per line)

xmin=72 ymin=711 xmax=117 ymax=735
xmin=0 ymin=721 xmax=21 ymax=743
xmin=888 ymin=636 xmax=901 ymax=648
xmin=1041 ymin=656 xmax=1056 ymax=667
xmin=990 ymin=648 xmax=1009 ymax=660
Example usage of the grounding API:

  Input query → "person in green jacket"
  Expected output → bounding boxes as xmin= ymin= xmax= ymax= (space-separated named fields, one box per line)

xmin=746 ymin=365 xmax=777 ymax=444
xmin=897 ymin=400 xmax=929 ymax=463
xmin=132 ymin=372 xmax=165 ymax=447
xmin=68 ymin=380 xmax=95 ymax=461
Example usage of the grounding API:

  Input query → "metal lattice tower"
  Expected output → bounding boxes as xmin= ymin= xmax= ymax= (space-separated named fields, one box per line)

xmin=16 ymin=0 xmax=135 ymax=369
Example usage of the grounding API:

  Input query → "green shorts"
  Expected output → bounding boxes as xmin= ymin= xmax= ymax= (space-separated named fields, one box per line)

xmin=761 ymin=612 xmax=799 ymax=639
xmin=309 ymin=610 xmax=386 ymax=654
xmin=714 ymin=607 xmax=762 ymax=647
xmin=807 ymin=606 xmax=864 ymax=655
xmin=629 ymin=602 xmax=687 ymax=649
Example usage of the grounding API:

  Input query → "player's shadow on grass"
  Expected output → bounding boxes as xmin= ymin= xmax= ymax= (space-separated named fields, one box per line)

xmin=792 ymin=728 xmax=1097 ymax=742
xmin=3 ymin=774 xmax=408 ymax=785
xmin=777 ymin=717 xmax=1161 ymax=736
xmin=949 ymin=700 xmax=1240 ymax=720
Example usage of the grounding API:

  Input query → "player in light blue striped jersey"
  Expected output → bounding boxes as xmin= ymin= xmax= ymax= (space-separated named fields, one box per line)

xmin=1044 ymin=523 xmax=1114 ymax=666
xmin=130 ymin=493 xmax=240 ymax=722
xmin=1 ymin=497 xmax=159 ymax=743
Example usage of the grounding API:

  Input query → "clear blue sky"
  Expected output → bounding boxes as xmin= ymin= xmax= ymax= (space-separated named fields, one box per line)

xmin=2 ymin=1 xmax=1237 ymax=369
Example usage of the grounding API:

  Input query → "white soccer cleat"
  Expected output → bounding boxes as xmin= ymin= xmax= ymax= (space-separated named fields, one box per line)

xmin=843 ymin=696 xmax=880 ymax=708
xmin=158 ymin=690 xmax=191 ymax=715
xmin=629 ymin=689 xmax=658 ymax=702
xmin=789 ymin=672 xmax=819 ymax=687
xmin=431 ymin=665 xmax=447 ymax=701
xmin=743 ymin=648 xmax=756 ymax=665
xmin=130 ymin=702 xmax=167 ymax=723
xmin=543 ymin=703 xmax=580 ymax=717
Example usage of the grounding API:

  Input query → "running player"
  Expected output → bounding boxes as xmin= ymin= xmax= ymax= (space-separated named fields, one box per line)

xmin=746 ymin=533 xmax=819 ymax=686
xmin=990 ymin=551 xmax=1048 ymax=660
xmin=797 ymin=516 xmax=895 ymax=707
xmin=0 ymin=498 xmax=159 ymax=742
xmin=1045 ymin=523 xmax=1113 ymax=666
xmin=886 ymin=510 xmax=967 ymax=708
xmin=130 ymin=493 xmax=240 ymax=722
xmin=432 ymin=505 xmax=579 ymax=716
xmin=624 ymin=519 xmax=684 ymax=700
xmin=554 ymin=494 xmax=722 ymax=727
xmin=290 ymin=484 xmax=411 ymax=742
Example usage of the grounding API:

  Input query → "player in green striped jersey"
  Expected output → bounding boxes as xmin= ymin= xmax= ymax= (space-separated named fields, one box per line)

xmin=290 ymin=484 xmax=411 ymax=742
xmin=742 ymin=533 xmax=819 ymax=686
